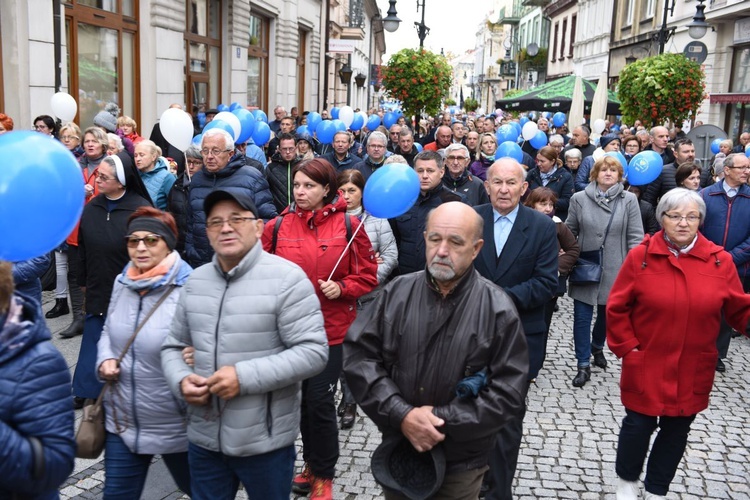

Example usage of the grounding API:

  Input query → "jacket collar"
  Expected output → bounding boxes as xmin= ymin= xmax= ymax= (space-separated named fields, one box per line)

xmin=212 ymin=238 xmax=263 ymax=280
xmin=283 ymin=194 xmax=348 ymax=227
xmin=643 ymin=231 xmax=724 ymax=263
xmin=424 ymin=265 xmax=477 ymax=299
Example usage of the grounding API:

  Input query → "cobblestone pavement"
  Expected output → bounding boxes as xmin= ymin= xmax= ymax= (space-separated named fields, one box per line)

xmin=48 ymin=293 xmax=750 ymax=499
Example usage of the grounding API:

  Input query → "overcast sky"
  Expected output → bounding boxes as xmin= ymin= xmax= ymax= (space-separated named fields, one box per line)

xmin=375 ymin=0 xmax=491 ymax=60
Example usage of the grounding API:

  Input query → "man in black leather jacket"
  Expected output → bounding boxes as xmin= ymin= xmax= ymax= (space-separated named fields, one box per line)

xmin=344 ymin=202 xmax=528 ymax=499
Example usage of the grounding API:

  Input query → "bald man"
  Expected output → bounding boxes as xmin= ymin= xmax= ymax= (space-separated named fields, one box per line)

xmin=474 ymin=159 xmax=558 ymax=500
xmin=644 ymin=126 xmax=675 ymax=165
xmin=344 ymin=201 xmax=528 ymax=499
xmin=424 ymin=125 xmax=453 ymax=151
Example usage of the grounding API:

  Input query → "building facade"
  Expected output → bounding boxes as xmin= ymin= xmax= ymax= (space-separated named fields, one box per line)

xmin=544 ymin=0 xmax=577 ymax=81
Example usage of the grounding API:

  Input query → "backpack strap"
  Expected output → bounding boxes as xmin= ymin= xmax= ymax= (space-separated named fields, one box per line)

xmin=345 ymin=212 xmax=352 ymax=241
xmin=270 ymin=214 xmax=286 ymax=254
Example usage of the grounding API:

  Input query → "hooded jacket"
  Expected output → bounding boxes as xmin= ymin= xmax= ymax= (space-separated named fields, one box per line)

xmin=185 ymin=154 xmax=277 ymax=267
xmin=140 ymin=156 xmax=177 ymax=210
xmin=161 ymin=242 xmax=329 ymax=456
xmin=607 ymin=232 xmax=750 ymax=416
xmin=96 ymin=253 xmax=192 ymax=455
xmin=262 ymin=195 xmax=378 ymax=345
xmin=0 ymin=294 xmax=75 ymax=499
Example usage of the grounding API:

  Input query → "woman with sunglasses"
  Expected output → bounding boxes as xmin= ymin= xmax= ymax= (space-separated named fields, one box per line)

xmin=96 ymin=207 xmax=192 ymax=498
xmin=70 ymin=152 xmax=153 ymax=409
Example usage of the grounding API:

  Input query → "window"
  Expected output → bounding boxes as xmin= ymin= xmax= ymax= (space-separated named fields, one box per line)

xmin=561 ymin=19 xmax=567 ymax=62
xmin=552 ymin=22 xmax=559 ymax=62
xmin=247 ymin=14 xmax=269 ymax=110
xmin=64 ymin=1 xmax=138 ymax=126
xmin=644 ymin=0 xmax=656 ymax=19
xmin=297 ymin=29 xmax=307 ymax=113
xmin=569 ymin=15 xmax=576 ymax=58
xmin=185 ymin=0 xmax=222 ymax=116
xmin=624 ymin=0 xmax=634 ymax=26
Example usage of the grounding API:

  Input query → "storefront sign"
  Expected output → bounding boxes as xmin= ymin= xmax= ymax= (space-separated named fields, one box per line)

xmin=709 ymin=93 xmax=750 ymax=104
xmin=328 ymin=39 xmax=356 ymax=54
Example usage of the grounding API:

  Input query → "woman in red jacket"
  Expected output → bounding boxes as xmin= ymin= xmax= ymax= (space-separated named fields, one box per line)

xmin=607 ymin=188 xmax=750 ymax=500
xmin=262 ymin=158 xmax=377 ymax=500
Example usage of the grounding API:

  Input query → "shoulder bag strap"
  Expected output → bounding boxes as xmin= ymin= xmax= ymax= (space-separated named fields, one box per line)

xmin=116 ymin=285 xmax=177 ymax=366
xmin=600 ymin=197 xmax=620 ymax=249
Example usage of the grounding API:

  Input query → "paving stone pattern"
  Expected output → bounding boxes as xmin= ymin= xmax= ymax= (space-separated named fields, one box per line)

xmin=51 ymin=294 xmax=750 ymax=499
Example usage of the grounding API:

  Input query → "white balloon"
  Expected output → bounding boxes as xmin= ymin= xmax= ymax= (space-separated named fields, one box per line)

xmin=358 ymin=111 xmax=368 ymax=126
xmin=593 ymin=118 xmax=606 ymax=134
xmin=522 ymin=121 xmax=539 ymax=141
xmin=50 ymin=92 xmax=77 ymax=122
xmin=213 ymin=111 xmax=242 ymax=142
xmin=339 ymin=106 xmax=355 ymax=128
xmin=159 ymin=108 xmax=194 ymax=152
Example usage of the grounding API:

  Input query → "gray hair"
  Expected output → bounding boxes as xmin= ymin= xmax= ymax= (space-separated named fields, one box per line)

xmin=184 ymin=145 xmax=202 ymax=160
xmin=201 ymin=128 xmax=235 ymax=151
xmin=444 ymin=143 xmax=469 ymax=157
xmin=333 ymin=130 xmax=352 ymax=143
xmin=384 ymin=154 xmax=407 ymax=165
xmin=655 ymin=188 xmax=706 ymax=224
xmin=367 ymin=131 xmax=387 ymax=147
xmin=398 ymin=127 xmax=413 ymax=139
xmin=724 ymin=153 xmax=743 ymax=170
xmin=564 ymin=148 xmax=582 ymax=159
xmin=106 ymin=133 xmax=123 ymax=152
xmin=548 ymin=134 xmax=564 ymax=145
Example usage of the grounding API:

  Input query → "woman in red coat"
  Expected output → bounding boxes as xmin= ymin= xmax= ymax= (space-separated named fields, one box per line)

xmin=607 ymin=188 xmax=750 ymax=500
xmin=262 ymin=158 xmax=377 ymax=500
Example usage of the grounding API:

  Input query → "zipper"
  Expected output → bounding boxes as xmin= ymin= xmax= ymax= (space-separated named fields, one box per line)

xmin=721 ymin=197 xmax=733 ymax=248
xmin=266 ymin=392 xmax=274 ymax=436
xmin=213 ymin=277 xmax=231 ymax=451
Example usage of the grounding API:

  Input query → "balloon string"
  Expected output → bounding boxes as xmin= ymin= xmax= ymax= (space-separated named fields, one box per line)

xmin=327 ymin=213 xmax=368 ymax=282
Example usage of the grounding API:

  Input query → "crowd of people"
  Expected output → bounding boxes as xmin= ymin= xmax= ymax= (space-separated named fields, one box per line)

xmin=0 ymin=102 xmax=749 ymax=500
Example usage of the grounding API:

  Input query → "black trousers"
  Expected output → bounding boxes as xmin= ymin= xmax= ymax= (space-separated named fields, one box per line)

xmin=484 ymin=382 xmax=530 ymax=500
xmin=300 ymin=343 xmax=342 ymax=479
xmin=615 ymin=409 xmax=695 ymax=496
xmin=66 ymin=244 xmax=85 ymax=316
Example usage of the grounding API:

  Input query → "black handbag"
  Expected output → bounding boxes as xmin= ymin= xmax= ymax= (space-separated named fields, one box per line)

xmin=569 ymin=198 xmax=619 ymax=286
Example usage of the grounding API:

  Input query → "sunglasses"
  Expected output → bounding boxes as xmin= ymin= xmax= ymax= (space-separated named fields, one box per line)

xmin=125 ymin=234 xmax=164 ymax=248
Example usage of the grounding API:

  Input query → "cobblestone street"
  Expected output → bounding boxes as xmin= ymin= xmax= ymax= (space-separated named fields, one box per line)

xmin=48 ymin=294 xmax=750 ymax=499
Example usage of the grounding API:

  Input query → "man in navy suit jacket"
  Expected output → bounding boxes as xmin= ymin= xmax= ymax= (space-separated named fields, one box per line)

xmin=473 ymin=158 xmax=558 ymax=500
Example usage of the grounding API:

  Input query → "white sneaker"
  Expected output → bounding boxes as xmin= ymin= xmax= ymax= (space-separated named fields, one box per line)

xmin=644 ymin=493 xmax=667 ymax=499
xmin=616 ymin=478 xmax=640 ymax=500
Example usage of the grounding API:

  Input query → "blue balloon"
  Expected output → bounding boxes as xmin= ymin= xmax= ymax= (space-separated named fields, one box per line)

xmin=509 ymin=121 xmax=522 ymax=139
xmin=746 ymin=148 xmax=750 ymax=159
xmin=217 ymin=104 xmax=229 ymax=112
xmin=530 ymin=131 xmax=548 ymax=150
xmin=520 ymin=116 xmax=530 ymax=127
xmin=192 ymin=133 xmax=203 ymax=146
xmin=232 ymin=108 xmax=256 ymax=144
xmin=366 ymin=114 xmax=381 ymax=131
xmin=203 ymin=119 xmax=235 ymax=137
xmin=710 ymin=138 xmax=722 ymax=154
xmin=307 ymin=112 xmax=322 ymax=132
xmin=552 ymin=112 xmax=566 ymax=128
xmin=252 ymin=121 xmax=271 ymax=146
xmin=350 ymin=113 xmax=365 ymax=131
xmin=254 ymin=110 xmax=268 ymax=123
xmin=610 ymin=124 xmax=621 ymax=132
xmin=627 ymin=150 xmax=663 ymax=186
xmin=331 ymin=119 xmax=346 ymax=133
xmin=229 ymin=102 xmax=243 ymax=111
xmin=363 ymin=163 xmax=420 ymax=219
xmin=383 ymin=112 xmax=398 ymax=129
xmin=330 ymin=107 xmax=340 ymax=119
xmin=414 ymin=143 xmax=423 ymax=153
xmin=296 ymin=125 xmax=309 ymax=136
xmin=497 ymin=141 xmax=524 ymax=162
xmin=496 ymin=125 xmax=517 ymax=144
xmin=316 ymin=120 xmax=337 ymax=145
xmin=0 ymin=131 xmax=85 ymax=260
xmin=605 ymin=151 xmax=628 ymax=172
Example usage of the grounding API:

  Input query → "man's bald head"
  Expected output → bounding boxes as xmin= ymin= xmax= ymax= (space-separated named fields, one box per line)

xmin=427 ymin=201 xmax=484 ymax=242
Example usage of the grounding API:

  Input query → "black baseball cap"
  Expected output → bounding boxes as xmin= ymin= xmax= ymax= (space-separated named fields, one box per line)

xmin=204 ymin=189 xmax=259 ymax=218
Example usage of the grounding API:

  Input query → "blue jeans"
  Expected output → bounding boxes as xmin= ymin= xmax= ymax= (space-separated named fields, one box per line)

xmin=72 ymin=314 xmax=106 ymax=399
xmin=103 ymin=432 xmax=191 ymax=499
xmin=615 ymin=409 xmax=696 ymax=496
xmin=188 ymin=442 xmax=295 ymax=500
xmin=572 ymin=300 xmax=607 ymax=367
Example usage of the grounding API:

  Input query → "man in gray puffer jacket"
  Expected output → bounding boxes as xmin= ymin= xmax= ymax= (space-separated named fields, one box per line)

xmin=161 ymin=188 xmax=328 ymax=500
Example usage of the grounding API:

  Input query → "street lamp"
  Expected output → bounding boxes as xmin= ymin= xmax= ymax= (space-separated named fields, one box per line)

xmin=382 ymin=0 xmax=401 ymax=33
xmin=380 ymin=0 xmax=430 ymax=48
xmin=338 ymin=63 xmax=353 ymax=85
xmin=656 ymin=0 xmax=711 ymax=53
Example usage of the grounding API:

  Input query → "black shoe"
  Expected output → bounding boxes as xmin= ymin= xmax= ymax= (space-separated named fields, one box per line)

xmin=73 ymin=396 xmax=86 ymax=410
xmin=592 ymin=348 xmax=608 ymax=370
xmin=716 ymin=359 xmax=726 ymax=373
xmin=572 ymin=366 xmax=591 ymax=387
xmin=341 ymin=404 xmax=357 ymax=429
xmin=46 ymin=298 xmax=70 ymax=319
xmin=337 ymin=400 xmax=346 ymax=417
xmin=59 ymin=316 xmax=85 ymax=338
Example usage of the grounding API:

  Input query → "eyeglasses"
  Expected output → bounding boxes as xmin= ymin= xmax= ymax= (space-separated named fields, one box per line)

xmin=206 ymin=215 xmax=257 ymax=231
xmin=96 ymin=172 xmax=114 ymax=182
xmin=61 ymin=135 xmax=79 ymax=141
xmin=125 ymin=234 xmax=164 ymax=248
xmin=727 ymin=166 xmax=750 ymax=171
xmin=663 ymin=213 xmax=700 ymax=224
xmin=201 ymin=148 xmax=229 ymax=157
xmin=446 ymin=155 xmax=468 ymax=162
xmin=186 ymin=159 xmax=203 ymax=166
